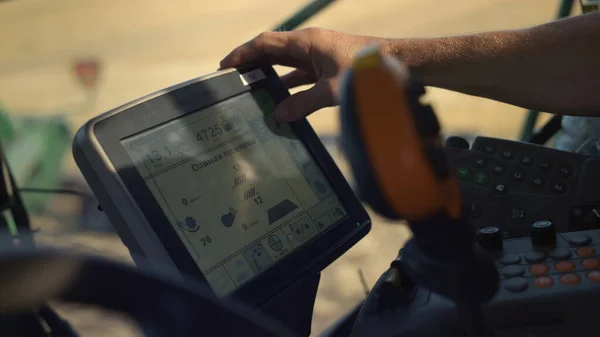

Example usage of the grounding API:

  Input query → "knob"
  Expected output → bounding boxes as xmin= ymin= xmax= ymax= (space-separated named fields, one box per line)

xmin=444 ymin=136 xmax=470 ymax=150
xmin=531 ymin=221 xmax=556 ymax=246
xmin=477 ymin=227 xmax=503 ymax=251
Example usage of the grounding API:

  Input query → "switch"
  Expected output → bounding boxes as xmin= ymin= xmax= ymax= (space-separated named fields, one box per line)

xmin=531 ymin=221 xmax=556 ymax=246
xmin=477 ymin=226 xmax=503 ymax=251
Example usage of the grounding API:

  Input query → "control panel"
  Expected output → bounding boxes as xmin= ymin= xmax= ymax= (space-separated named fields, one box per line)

xmin=445 ymin=136 xmax=600 ymax=238
xmin=353 ymin=226 xmax=600 ymax=337
xmin=480 ymin=226 xmax=600 ymax=294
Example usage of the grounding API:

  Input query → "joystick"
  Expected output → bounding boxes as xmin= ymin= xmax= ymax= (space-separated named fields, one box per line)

xmin=340 ymin=46 xmax=498 ymax=337
xmin=531 ymin=220 xmax=556 ymax=246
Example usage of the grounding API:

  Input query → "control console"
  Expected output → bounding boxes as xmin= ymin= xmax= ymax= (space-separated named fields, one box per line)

xmin=445 ymin=136 xmax=600 ymax=238
xmin=353 ymin=225 xmax=600 ymax=337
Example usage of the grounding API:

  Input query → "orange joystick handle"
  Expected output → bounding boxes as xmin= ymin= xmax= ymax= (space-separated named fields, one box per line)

xmin=339 ymin=46 xmax=498 ymax=305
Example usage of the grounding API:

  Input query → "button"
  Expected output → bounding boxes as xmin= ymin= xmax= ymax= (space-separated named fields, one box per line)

xmin=551 ymin=182 xmax=567 ymax=195
xmin=549 ymin=247 xmax=571 ymax=260
xmin=510 ymin=207 xmax=526 ymax=224
xmin=521 ymin=156 xmax=533 ymax=166
xmin=456 ymin=167 xmax=470 ymax=179
xmin=512 ymin=171 xmax=525 ymax=181
xmin=529 ymin=264 xmax=549 ymax=276
xmin=500 ymin=254 xmax=521 ymax=265
xmin=539 ymin=162 xmax=553 ymax=172
xmin=582 ymin=258 xmax=600 ymax=269
xmin=474 ymin=172 xmax=489 ymax=185
xmin=556 ymin=261 xmax=575 ymax=273
xmin=524 ymin=251 xmax=545 ymax=263
xmin=531 ymin=221 xmax=557 ymax=247
xmin=587 ymin=270 xmax=600 ymax=282
xmin=569 ymin=234 xmax=591 ymax=246
xmin=492 ymin=164 xmax=506 ymax=175
xmin=477 ymin=227 xmax=503 ymax=251
xmin=501 ymin=150 xmax=514 ymax=160
xmin=483 ymin=144 xmax=496 ymax=155
xmin=504 ymin=277 xmax=528 ymax=292
xmin=531 ymin=177 xmax=545 ymax=189
xmin=576 ymin=247 xmax=595 ymax=257
xmin=464 ymin=203 xmax=482 ymax=219
xmin=494 ymin=183 xmax=508 ymax=195
xmin=533 ymin=276 xmax=553 ymax=288
xmin=558 ymin=166 xmax=573 ymax=178
xmin=559 ymin=273 xmax=581 ymax=285
xmin=473 ymin=157 xmax=487 ymax=168
xmin=500 ymin=265 xmax=525 ymax=278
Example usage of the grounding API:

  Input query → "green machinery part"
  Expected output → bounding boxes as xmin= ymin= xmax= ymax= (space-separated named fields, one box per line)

xmin=272 ymin=0 xmax=337 ymax=31
xmin=0 ymin=103 xmax=71 ymax=234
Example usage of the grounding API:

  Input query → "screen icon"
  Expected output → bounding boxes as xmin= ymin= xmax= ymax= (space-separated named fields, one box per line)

xmin=267 ymin=235 xmax=283 ymax=251
xmin=180 ymin=217 xmax=199 ymax=232
xmin=224 ymin=257 xmax=253 ymax=285
xmin=221 ymin=207 xmax=237 ymax=227
xmin=243 ymin=244 xmax=274 ymax=273
xmin=289 ymin=217 xmax=316 ymax=242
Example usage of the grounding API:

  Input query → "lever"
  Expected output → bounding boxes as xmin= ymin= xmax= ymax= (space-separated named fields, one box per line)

xmin=339 ymin=46 xmax=499 ymax=337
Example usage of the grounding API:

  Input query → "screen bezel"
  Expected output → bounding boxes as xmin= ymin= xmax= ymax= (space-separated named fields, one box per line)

xmin=92 ymin=66 xmax=371 ymax=306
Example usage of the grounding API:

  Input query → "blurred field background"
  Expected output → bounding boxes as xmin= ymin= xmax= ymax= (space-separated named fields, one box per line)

xmin=0 ymin=0 xmax=580 ymax=335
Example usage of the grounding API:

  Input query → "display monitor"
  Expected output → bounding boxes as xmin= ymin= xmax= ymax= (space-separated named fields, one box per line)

xmin=120 ymin=89 xmax=348 ymax=295
xmin=73 ymin=67 xmax=370 ymax=306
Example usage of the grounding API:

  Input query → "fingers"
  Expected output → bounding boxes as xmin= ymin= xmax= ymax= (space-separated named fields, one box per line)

xmin=275 ymin=80 xmax=336 ymax=123
xmin=280 ymin=69 xmax=315 ymax=89
xmin=219 ymin=31 xmax=309 ymax=69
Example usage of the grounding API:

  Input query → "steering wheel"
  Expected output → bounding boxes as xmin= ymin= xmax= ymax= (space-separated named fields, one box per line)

xmin=0 ymin=248 xmax=296 ymax=337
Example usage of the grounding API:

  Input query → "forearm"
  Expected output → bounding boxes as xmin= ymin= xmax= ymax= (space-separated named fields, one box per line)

xmin=384 ymin=12 xmax=600 ymax=116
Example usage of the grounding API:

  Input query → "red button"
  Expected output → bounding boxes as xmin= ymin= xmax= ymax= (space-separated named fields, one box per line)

xmin=576 ymin=247 xmax=595 ymax=257
xmin=556 ymin=261 xmax=575 ymax=273
xmin=588 ymin=270 xmax=600 ymax=282
xmin=559 ymin=273 xmax=581 ymax=285
xmin=530 ymin=264 xmax=549 ymax=276
xmin=581 ymin=258 xmax=600 ymax=269
xmin=534 ymin=276 xmax=553 ymax=288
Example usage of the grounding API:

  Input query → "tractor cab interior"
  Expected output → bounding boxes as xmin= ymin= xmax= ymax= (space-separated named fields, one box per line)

xmin=1 ymin=1 xmax=599 ymax=337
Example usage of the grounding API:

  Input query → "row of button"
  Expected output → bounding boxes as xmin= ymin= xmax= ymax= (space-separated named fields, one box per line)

xmin=457 ymin=166 xmax=568 ymax=196
xmin=504 ymin=271 xmax=600 ymax=292
xmin=501 ymin=246 xmax=596 ymax=265
xmin=500 ymin=258 xmax=600 ymax=278
xmin=479 ymin=144 xmax=574 ymax=178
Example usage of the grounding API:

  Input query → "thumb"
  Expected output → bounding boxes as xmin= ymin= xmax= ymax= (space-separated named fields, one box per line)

xmin=275 ymin=80 xmax=335 ymax=123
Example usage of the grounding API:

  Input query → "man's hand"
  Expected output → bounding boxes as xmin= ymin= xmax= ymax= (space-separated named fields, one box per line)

xmin=220 ymin=28 xmax=388 ymax=122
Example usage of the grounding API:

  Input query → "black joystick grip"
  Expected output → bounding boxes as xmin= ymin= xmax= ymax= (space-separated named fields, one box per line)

xmin=531 ymin=221 xmax=557 ymax=246
xmin=444 ymin=136 xmax=470 ymax=150
xmin=477 ymin=227 xmax=503 ymax=251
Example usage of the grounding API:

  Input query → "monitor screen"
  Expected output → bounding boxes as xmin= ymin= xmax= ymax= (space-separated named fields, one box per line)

xmin=120 ymin=89 xmax=348 ymax=296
